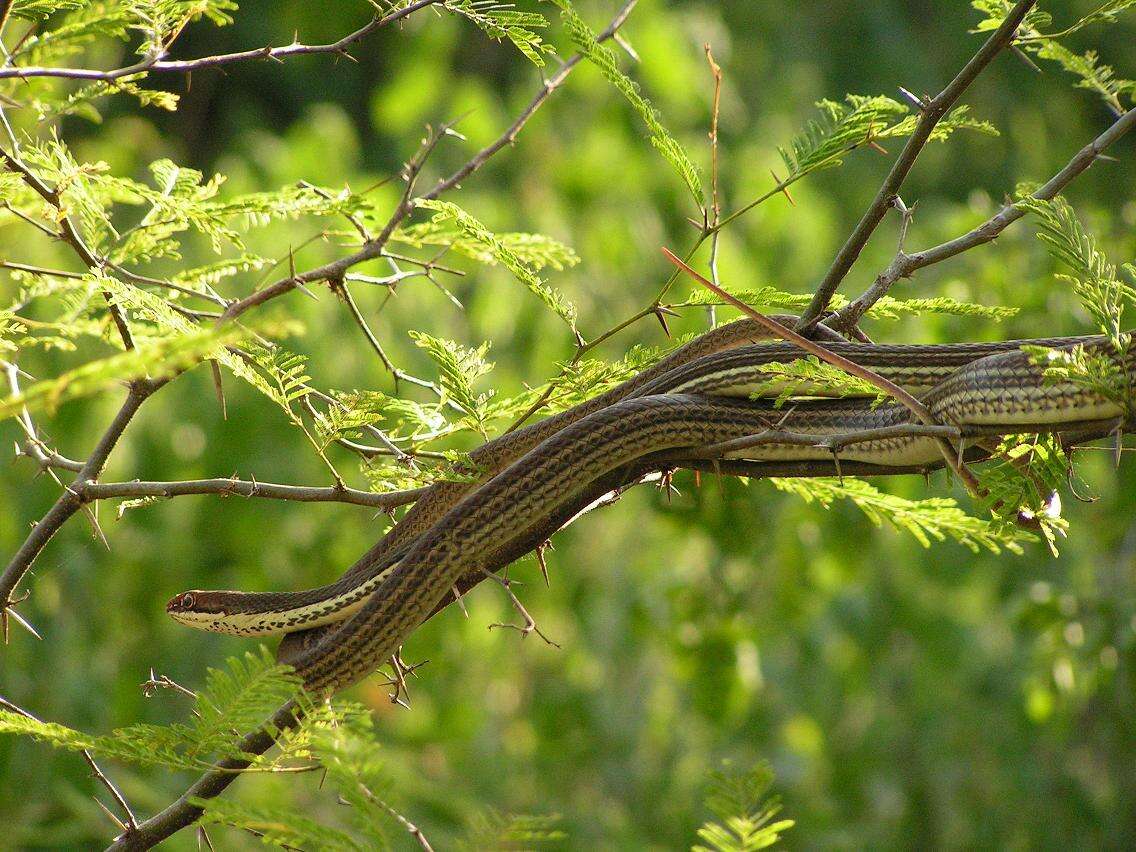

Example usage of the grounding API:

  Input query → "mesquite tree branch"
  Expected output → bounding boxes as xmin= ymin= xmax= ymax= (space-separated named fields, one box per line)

xmin=798 ymin=0 xmax=1038 ymax=327
xmin=79 ymin=477 xmax=426 ymax=510
xmin=0 ymin=379 xmax=165 ymax=615
xmin=832 ymin=104 xmax=1136 ymax=330
xmin=219 ymin=0 xmax=639 ymax=325
xmin=0 ymin=0 xmax=440 ymax=80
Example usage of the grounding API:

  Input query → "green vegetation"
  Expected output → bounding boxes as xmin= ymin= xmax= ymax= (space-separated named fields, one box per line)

xmin=1 ymin=0 xmax=1134 ymax=848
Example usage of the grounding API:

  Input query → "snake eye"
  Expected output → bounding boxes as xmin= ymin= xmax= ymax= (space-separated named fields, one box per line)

xmin=167 ymin=592 xmax=196 ymax=612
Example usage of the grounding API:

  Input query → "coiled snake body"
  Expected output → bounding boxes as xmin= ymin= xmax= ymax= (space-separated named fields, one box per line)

xmin=166 ymin=321 xmax=1134 ymax=693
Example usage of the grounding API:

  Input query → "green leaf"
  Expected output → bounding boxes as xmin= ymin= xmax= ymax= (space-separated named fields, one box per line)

xmin=443 ymin=0 xmax=554 ymax=66
xmin=975 ymin=1 xmax=1136 ymax=111
xmin=1017 ymin=196 xmax=1136 ymax=347
xmin=409 ymin=330 xmax=495 ymax=434
xmin=977 ymin=433 xmax=1072 ymax=556
xmin=778 ymin=96 xmax=996 ymax=179
xmin=459 ymin=810 xmax=566 ymax=849
xmin=548 ymin=0 xmax=703 ymax=207
xmin=970 ymin=0 xmax=1053 ymax=34
xmin=694 ymin=761 xmax=794 ymax=852
xmin=746 ymin=356 xmax=890 ymax=408
xmin=1034 ymin=42 xmax=1134 ymax=113
xmin=676 ymin=285 xmax=1015 ymax=321
xmin=0 ymin=648 xmax=308 ymax=771
xmin=392 ymin=222 xmax=579 ymax=271
xmin=0 ymin=323 xmax=243 ymax=419
xmin=416 ymin=199 xmax=577 ymax=327
xmin=192 ymin=798 xmax=370 ymax=851
xmin=772 ymin=478 xmax=1036 ymax=554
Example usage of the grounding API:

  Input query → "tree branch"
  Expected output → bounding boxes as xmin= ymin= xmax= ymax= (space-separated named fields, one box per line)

xmin=797 ymin=0 xmax=1038 ymax=328
xmin=0 ymin=145 xmax=135 ymax=349
xmin=79 ymin=476 xmax=426 ymax=510
xmin=0 ymin=0 xmax=440 ymax=80
xmin=0 ymin=378 xmax=164 ymax=618
xmin=218 ymin=0 xmax=638 ymax=325
xmin=832 ymin=103 xmax=1136 ymax=330
xmin=104 ymin=702 xmax=304 ymax=851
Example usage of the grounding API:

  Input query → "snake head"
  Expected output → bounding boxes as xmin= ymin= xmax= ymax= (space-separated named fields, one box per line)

xmin=166 ymin=590 xmax=230 ymax=616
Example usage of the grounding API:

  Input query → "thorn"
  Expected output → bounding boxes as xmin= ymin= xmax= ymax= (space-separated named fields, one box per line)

xmin=93 ymin=797 xmax=127 ymax=832
xmin=652 ymin=304 xmax=677 ymax=337
xmin=868 ymin=140 xmax=889 ymax=155
xmin=5 ymin=605 xmax=42 ymax=641
xmin=769 ymin=169 xmax=795 ymax=206
xmin=209 ymin=360 xmax=227 ymax=420
xmin=535 ymin=540 xmax=552 ymax=588
xmin=287 ymin=247 xmax=318 ymax=301
xmin=613 ymin=31 xmax=639 ymax=62
xmin=451 ymin=585 xmax=468 ymax=618
xmin=1011 ymin=45 xmax=1043 ymax=73
xmin=897 ymin=86 xmax=925 ymax=111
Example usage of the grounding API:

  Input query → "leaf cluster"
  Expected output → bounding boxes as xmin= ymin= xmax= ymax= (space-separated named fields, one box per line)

xmin=973 ymin=1 xmax=1136 ymax=113
xmin=694 ymin=761 xmax=794 ymax=852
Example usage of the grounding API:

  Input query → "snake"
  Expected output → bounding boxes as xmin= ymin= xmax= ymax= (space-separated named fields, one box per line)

xmin=166 ymin=327 xmax=1132 ymax=684
xmin=276 ymin=336 xmax=1132 ymax=694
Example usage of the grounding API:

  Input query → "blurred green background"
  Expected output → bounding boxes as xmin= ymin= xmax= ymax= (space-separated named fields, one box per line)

xmin=2 ymin=0 xmax=1135 ymax=848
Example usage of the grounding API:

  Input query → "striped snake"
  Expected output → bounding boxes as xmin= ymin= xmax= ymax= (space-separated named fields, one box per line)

xmin=166 ymin=323 xmax=1133 ymax=692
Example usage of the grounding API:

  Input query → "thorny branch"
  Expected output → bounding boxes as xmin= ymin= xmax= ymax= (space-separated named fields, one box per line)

xmin=0 ymin=0 xmax=440 ymax=80
xmin=797 ymin=0 xmax=1038 ymax=328
xmin=1 ymin=378 xmax=165 ymax=627
xmin=0 ymin=695 xmax=137 ymax=834
xmin=75 ymin=476 xmax=427 ymax=510
xmin=0 ymin=0 xmax=637 ymax=647
xmin=831 ymin=104 xmax=1136 ymax=330
xmin=0 ymin=145 xmax=136 ymax=350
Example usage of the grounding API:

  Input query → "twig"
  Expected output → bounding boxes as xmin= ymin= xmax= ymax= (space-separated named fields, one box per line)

xmin=831 ymin=104 xmax=1136 ymax=330
xmin=3 ymin=359 xmax=86 ymax=473
xmin=483 ymin=569 xmax=560 ymax=647
xmin=0 ymin=379 xmax=165 ymax=624
xmin=141 ymin=669 xmax=198 ymax=701
xmin=76 ymin=477 xmax=427 ymax=510
xmin=797 ymin=0 xmax=1038 ymax=327
xmin=358 ymin=784 xmax=435 ymax=851
xmin=704 ymin=43 xmax=724 ymax=327
xmin=422 ymin=0 xmax=639 ymax=203
xmin=0 ymin=0 xmax=440 ymax=80
xmin=0 ymin=695 xmax=137 ymax=836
